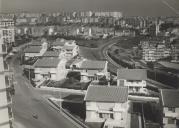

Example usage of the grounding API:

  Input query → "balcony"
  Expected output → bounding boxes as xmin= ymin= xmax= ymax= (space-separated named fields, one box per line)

xmin=8 ymin=106 xmax=13 ymax=121
xmin=0 ymin=44 xmax=7 ymax=54
xmin=164 ymin=112 xmax=179 ymax=118
xmin=6 ymin=91 xmax=12 ymax=105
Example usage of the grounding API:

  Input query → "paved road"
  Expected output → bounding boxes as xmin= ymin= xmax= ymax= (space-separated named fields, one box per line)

xmin=10 ymin=52 xmax=79 ymax=128
xmin=99 ymin=37 xmax=173 ymax=89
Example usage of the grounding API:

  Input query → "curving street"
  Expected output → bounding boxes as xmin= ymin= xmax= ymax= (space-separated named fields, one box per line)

xmin=10 ymin=48 xmax=80 ymax=128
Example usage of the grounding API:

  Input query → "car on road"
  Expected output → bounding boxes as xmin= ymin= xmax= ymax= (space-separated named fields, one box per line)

xmin=32 ymin=113 xmax=38 ymax=119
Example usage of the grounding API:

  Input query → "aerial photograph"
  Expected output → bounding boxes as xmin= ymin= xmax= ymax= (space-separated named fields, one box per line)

xmin=0 ymin=0 xmax=179 ymax=128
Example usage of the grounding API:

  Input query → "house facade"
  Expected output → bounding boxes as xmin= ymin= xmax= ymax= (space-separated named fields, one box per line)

xmin=71 ymin=59 xmax=108 ymax=82
xmin=117 ymin=69 xmax=147 ymax=94
xmin=24 ymin=41 xmax=48 ymax=60
xmin=160 ymin=89 xmax=179 ymax=128
xmin=51 ymin=39 xmax=79 ymax=59
xmin=141 ymin=40 xmax=171 ymax=62
xmin=33 ymin=58 xmax=67 ymax=83
xmin=85 ymin=86 xmax=129 ymax=128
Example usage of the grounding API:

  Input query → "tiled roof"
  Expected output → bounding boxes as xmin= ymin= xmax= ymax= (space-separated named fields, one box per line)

xmin=161 ymin=89 xmax=179 ymax=107
xmin=34 ymin=58 xmax=60 ymax=68
xmin=24 ymin=46 xmax=41 ymax=53
xmin=117 ymin=69 xmax=147 ymax=80
xmin=80 ymin=60 xmax=107 ymax=70
xmin=30 ymin=41 xmax=43 ymax=46
xmin=85 ymin=86 xmax=128 ymax=102
xmin=63 ymin=45 xmax=75 ymax=50
xmin=43 ymin=51 xmax=60 ymax=57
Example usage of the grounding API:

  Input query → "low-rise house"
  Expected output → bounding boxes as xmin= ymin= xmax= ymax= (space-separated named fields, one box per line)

xmin=71 ymin=59 xmax=108 ymax=82
xmin=31 ymin=26 xmax=45 ymax=37
xmin=51 ymin=39 xmax=79 ymax=58
xmin=24 ymin=46 xmax=44 ymax=60
xmin=24 ymin=45 xmax=47 ymax=60
xmin=23 ymin=40 xmax=48 ymax=60
xmin=33 ymin=58 xmax=67 ymax=82
xmin=63 ymin=44 xmax=79 ymax=58
xmin=84 ymin=85 xmax=129 ymax=128
xmin=117 ymin=69 xmax=147 ymax=94
xmin=160 ymin=89 xmax=179 ymax=128
xmin=51 ymin=38 xmax=66 ymax=50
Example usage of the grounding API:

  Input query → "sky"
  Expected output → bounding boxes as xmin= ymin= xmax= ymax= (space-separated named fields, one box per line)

xmin=1 ymin=0 xmax=179 ymax=16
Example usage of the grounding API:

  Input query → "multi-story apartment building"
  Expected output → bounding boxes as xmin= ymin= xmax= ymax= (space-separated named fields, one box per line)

xmin=0 ymin=18 xmax=15 ymax=51
xmin=141 ymin=40 xmax=171 ymax=62
xmin=0 ymin=18 xmax=14 ymax=128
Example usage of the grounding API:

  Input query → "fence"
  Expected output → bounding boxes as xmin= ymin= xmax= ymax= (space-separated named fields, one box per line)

xmin=48 ymin=98 xmax=90 ymax=128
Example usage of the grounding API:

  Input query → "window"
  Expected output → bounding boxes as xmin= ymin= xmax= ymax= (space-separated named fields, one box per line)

xmin=119 ymin=79 xmax=124 ymax=86
xmin=168 ymin=107 xmax=175 ymax=112
xmin=99 ymin=113 xmax=114 ymax=119
xmin=110 ymin=113 xmax=114 ymax=119
xmin=168 ymin=118 xmax=175 ymax=124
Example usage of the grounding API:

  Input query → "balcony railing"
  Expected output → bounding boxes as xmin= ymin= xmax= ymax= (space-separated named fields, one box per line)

xmin=8 ymin=106 xmax=13 ymax=120
xmin=3 ymin=61 xmax=9 ymax=71
xmin=164 ymin=112 xmax=179 ymax=118
xmin=0 ymin=44 xmax=7 ymax=54
xmin=6 ymin=91 xmax=12 ymax=106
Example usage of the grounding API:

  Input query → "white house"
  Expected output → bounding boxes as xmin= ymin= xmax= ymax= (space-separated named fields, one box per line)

xmin=71 ymin=59 xmax=109 ymax=82
xmin=33 ymin=58 xmax=67 ymax=83
xmin=51 ymin=39 xmax=79 ymax=59
xmin=160 ymin=89 xmax=179 ymax=128
xmin=84 ymin=85 xmax=129 ymax=128
xmin=63 ymin=45 xmax=79 ymax=58
xmin=24 ymin=41 xmax=48 ymax=60
xmin=51 ymin=38 xmax=66 ymax=50
xmin=117 ymin=69 xmax=147 ymax=94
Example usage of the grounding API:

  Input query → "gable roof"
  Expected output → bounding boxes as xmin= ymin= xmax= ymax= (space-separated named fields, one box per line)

xmin=117 ymin=69 xmax=147 ymax=80
xmin=80 ymin=60 xmax=107 ymax=70
xmin=24 ymin=46 xmax=42 ymax=53
xmin=43 ymin=51 xmax=60 ymax=57
xmin=161 ymin=89 xmax=179 ymax=108
xmin=30 ymin=41 xmax=43 ymax=46
xmin=34 ymin=58 xmax=60 ymax=68
xmin=85 ymin=86 xmax=128 ymax=103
